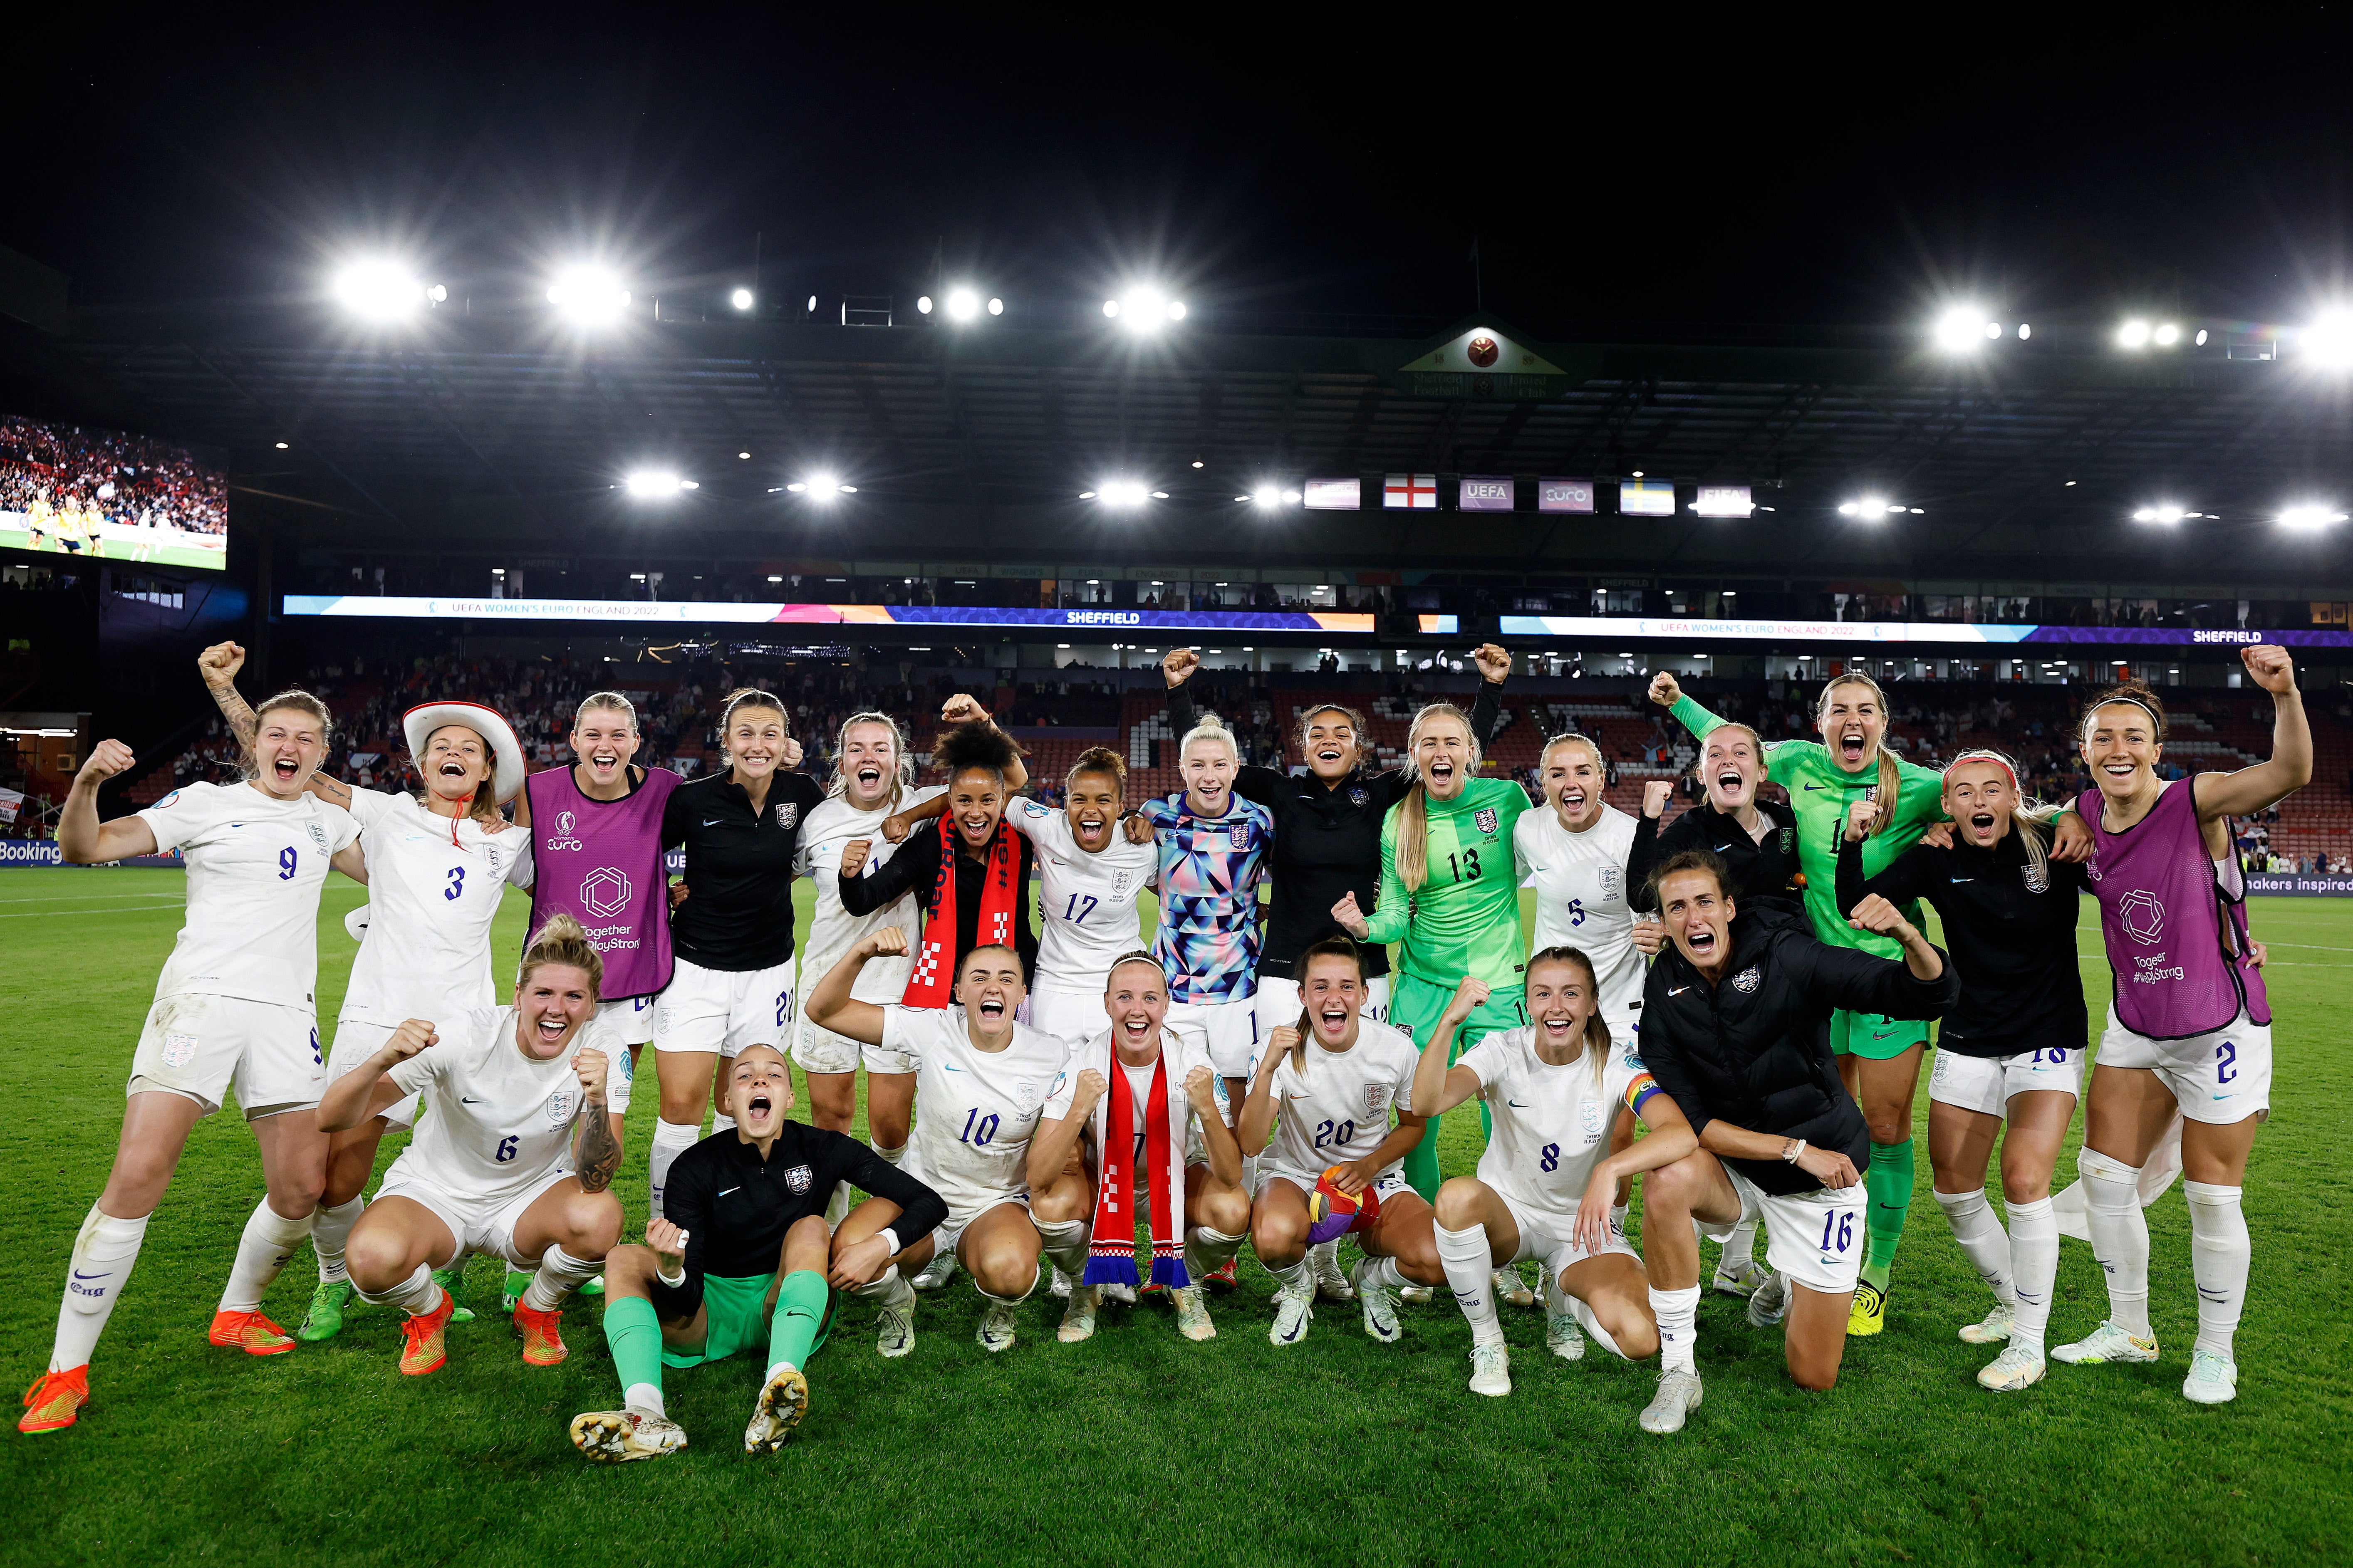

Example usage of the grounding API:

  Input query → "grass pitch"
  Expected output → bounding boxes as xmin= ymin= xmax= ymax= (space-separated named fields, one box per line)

xmin=2 ymin=871 xmax=2348 ymax=1566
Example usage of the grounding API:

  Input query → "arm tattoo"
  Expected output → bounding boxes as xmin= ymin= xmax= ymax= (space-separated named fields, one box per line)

xmin=209 ymin=681 xmax=258 ymax=749
xmin=574 ymin=1097 xmax=622 ymax=1193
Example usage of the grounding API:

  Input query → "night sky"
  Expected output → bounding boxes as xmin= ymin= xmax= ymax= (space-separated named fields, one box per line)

xmin=12 ymin=13 xmax=2353 ymax=336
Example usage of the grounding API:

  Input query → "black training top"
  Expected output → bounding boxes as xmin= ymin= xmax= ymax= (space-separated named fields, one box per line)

xmin=650 ymin=1123 xmax=946 ymax=1320
xmin=840 ymin=827 xmax=1042 ymax=980
xmin=1627 ymin=796 xmax=1805 ymax=920
xmin=1164 ymin=679 xmax=1503 ymax=980
xmin=661 ymin=770 xmax=828 ymax=972
xmin=1640 ymin=918 xmax=1959 ymax=1196
xmin=1836 ymin=832 xmax=2088 ymax=1059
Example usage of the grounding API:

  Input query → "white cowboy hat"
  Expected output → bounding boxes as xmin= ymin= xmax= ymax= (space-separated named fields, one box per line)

xmin=403 ymin=701 xmax=527 ymax=804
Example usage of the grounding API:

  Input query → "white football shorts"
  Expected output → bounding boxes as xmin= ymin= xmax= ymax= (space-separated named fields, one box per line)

xmin=373 ymin=1165 xmax=576 ymax=1271
xmin=2095 ymin=1004 xmax=2271 ymax=1125
xmin=1170 ymin=997 xmax=1261 ymax=1078
xmin=1699 ymin=1165 xmax=1866 ymax=1298
xmin=654 ymin=957 xmax=795 ymax=1058
xmin=129 ymin=992 xmax=323 ymax=1119
xmin=1930 ymin=1044 xmax=2083 ymax=1118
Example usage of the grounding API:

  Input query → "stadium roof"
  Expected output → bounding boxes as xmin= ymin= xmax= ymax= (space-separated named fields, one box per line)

xmin=9 ymin=282 xmax=2353 ymax=590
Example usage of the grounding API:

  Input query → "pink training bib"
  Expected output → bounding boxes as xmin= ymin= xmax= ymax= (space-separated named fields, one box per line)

xmin=2080 ymin=780 xmax=2268 ymax=1039
xmin=526 ymin=765 xmax=680 ymax=1001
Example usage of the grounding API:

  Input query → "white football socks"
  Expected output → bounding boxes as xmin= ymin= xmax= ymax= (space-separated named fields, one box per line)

xmin=625 ymin=1383 xmax=666 ymax=1418
xmin=1718 ymin=1217 xmax=1758 ymax=1272
xmin=1184 ymin=1225 xmax=1246 ymax=1283
xmin=824 ymin=1181 xmax=853 ymax=1227
xmin=1270 ymin=1256 xmax=1313 ymax=1294
xmin=1434 ymin=1220 xmax=1503 ymax=1348
xmin=709 ymin=1113 xmax=737 ymax=1137
xmin=308 ymin=1195 xmax=365 ymax=1286
xmin=2184 ymin=1180 xmax=2249 ymax=1359
xmin=852 ymin=1263 xmax=913 ymax=1307
xmin=874 ymin=1143 xmax=906 ymax=1167
xmin=2079 ymin=1148 xmax=2152 ymax=1337
xmin=1357 ymin=1255 xmax=1405 ymax=1292
xmin=2005 ymin=1196 xmax=2058 ymax=1356
xmin=50 ymin=1205 xmax=149 ymax=1372
xmin=1650 ymin=1284 xmax=1701 ymax=1373
xmin=1037 ymin=1217 xmax=1092 ymax=1281
xmin=1933 ymin=1187 xmax=2017 ymax=1306
xmin=354 ymin=1261 xmax=443 ymax=1317
xmin=522 ymin=1244 xmax=602 ymax=1312
xmin=648 ymin=1118 xmax=701 ymax=1219
xmin=219 ymin=1199 xmax=314 ymax=1314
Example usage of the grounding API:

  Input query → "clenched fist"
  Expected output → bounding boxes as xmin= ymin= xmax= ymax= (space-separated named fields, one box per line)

xmin=1162 ymin=648 xmax=1201 ymax=688
xmin=1648 ymin=672 xmax=1683 ymax=709
xmin=840 ymin=838 xmax=874 ymax=878
xmin=1330 ymin=891 xmax=1370 ymax=939
xmin=197 ymin=641 xmax=246 ymax=688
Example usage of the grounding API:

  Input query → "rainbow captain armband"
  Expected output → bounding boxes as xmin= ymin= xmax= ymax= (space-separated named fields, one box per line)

xmin=1622 ymin=1065 xmax=1662 ymax=1117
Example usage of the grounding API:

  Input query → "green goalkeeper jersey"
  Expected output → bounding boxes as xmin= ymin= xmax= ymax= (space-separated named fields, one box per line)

xmin=1361 ymin=776 xmax=1532 ymax=989
xmin=1669 ymin=694 xmax=1946 ymax=959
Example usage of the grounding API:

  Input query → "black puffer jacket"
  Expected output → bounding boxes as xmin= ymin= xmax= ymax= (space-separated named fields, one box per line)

xmin=1639 ymin=917 xmax=1958 ymax=1195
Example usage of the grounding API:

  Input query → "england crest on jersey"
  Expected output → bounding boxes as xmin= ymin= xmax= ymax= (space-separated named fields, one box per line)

xmin=1779 ymin=827 xmax=1794 ymax=855
xmin=775 ymin=802 xmax=799 ymax=830
xmin=545 ymin=1088 xmax=577 ymax=1126
xmin=784 ymin=1163 xmax=814 ymax=1195
xmin=1229 ymin=823 xmax=1255 ymax=852
xmin=1475 ymin=807 xmax=1498 ymax=836
xmin=1348 ymin=786 xmax=1370 ymax=808
xmin=1600 ymin=866 xmax=1622 ymax=902
xmin=1364 ymin=1082 xmax=1392 ymax=1117
xmin=2022 ymin=862 xmax=2049 ymax=894
xmin=1110 ymin=868 xmax=1133 ymax=900
xmin=1731 ymin=965 xmax=1761 ymax=994
xmin=305 ymin=821 xmax=329 ymax=852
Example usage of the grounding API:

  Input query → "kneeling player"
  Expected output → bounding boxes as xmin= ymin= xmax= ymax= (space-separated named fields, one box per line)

xmin=1243 ymin=937 xmax=1445 ymax=1348
xmin=1024 ymin=952 xmax=1249 ymax=1343
xmin=1415 ymin=952 xmax=1705 ymax=1400
xmin=568 ymin=1043 xmax=946 ymax=1461
xmin=316 ymin=916 xmax=626 ymax=1376
xmin=806 ymin=931 xmax=1077 ymax=1354
xmin=1633 ymin=850 xmax=1957 ymax=1433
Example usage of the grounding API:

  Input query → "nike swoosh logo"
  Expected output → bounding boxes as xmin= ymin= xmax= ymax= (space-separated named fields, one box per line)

xmin=1871 ymin=1032 xmax=1895 ymax=1041
xmin=1712 ymin=844 xmax=1734 ymax=853
xmin=1505 ymin=1098 xmax=1532 ymax=1108
xmin=1950 ymin=877 xmax=1974 ymax=884
xmin=719 ymin=1187 xmax=741 ymax=1197
xmin=459 ymin=1095 xmax=488 ymax=1104
xmin=1668 ymin=986 xmax=1690 ymax=996
xmin=72 ymin=1271 xmax=108 ymax=1281
xmin=944 ymin=1064 xmax=965 ymax=1073
xmin=1276 ymin=1323 xmax=1304 ymax=1343
xmin=702 ymin=819 xmax=724 ymax=827
xmin=1802 ymin=784 xmax=1826 ymax=791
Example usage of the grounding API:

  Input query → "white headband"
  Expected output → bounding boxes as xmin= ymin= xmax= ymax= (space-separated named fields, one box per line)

xmin=2081 ymin=696 xmax=2161 ymax=744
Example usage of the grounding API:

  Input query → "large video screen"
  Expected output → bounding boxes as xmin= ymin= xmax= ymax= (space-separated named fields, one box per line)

xmin=0 ymin=414 xmax=228 ymax=571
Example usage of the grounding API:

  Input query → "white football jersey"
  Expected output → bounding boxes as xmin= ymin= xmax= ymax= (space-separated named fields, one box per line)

xmin=1259 ymin=1016 xmax=1420 ymax=1176
xmin=1008 ymin=797 xmax=1156 ymax=991
xmin=1458 ymin=1026 xmax=1659 ymax=1217
xmin=339 ymin=791 xmax=533 ymax=1027
xmin=137 ymin=781 xmax=360 ymax=1009
xmin=1041 ymin=1023 xmax=1217 ymax=1166
xmin=385 ymin=1005 xmax=617 ymax=1208
xmin=1514 ymin=804 xmax=1646 ymax=1027
xmin=883 ymin=1004 xmax=1069 ymax=1219
xmin=796 ymin=786 xmax=944 ymax=1004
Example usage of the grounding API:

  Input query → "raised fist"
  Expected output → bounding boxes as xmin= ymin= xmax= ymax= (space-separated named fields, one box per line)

xmin=840 ymin=838 xmax=874 ymax=878
xmin=77 ymin=738 xmax=135 ymax=785
xmin=1648 ymin=672 xmax=1683 ymax=709
xmin=197 ymin=641 xmax=246 ymax=687
xmin=1162 ymin=648 xmax=1201 ymax=688
xmin=939 ymin=693 xmax=987 ymax=725
xmin=1472 ymin=643 xmax=1511 ymax=684
xmin=1643 ymin=779 xmax=1674 ymax=820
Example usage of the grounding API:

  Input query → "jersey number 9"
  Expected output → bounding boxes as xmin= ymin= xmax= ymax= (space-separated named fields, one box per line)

xmin=278 ymin=846 xmax=298 ymax=880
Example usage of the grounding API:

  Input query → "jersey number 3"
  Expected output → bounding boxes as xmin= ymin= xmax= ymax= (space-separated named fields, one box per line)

xmin=444 ymin=866 xmax=465 ymax=901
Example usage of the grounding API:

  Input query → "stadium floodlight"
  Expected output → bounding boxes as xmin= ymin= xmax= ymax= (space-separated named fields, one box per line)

xmin=333 ymin=260 xmax=428 ymax=321
xmin=2279 ymin=503 xmax=2348 ymax=528
xmin=2154 ymin=322 xmax=2181 ymax=346
xmin=548 ymin=267 xmax=630 ymax=323
xmin=788 ymin=473 xmax=852 ymax=500
xmin=1252 ymin=486 xmax=1281 ymax=507
xmin=2016 ymin=322 xmax=2031 ymax=339
xmin=987 ymin=297 xmax=1003 ymax=316
xmin=1932 ymin=307 xmax=1994 ymax=350
xmin=1837 ymin=496 xmax=1896 ymax=518
xmin=2131 ymin=503 xmax=2189 ymax=524
xmin=1094 ymin=480 xmax=1152 ymax=506
xmin=946 ymin=288 xmax=980 ymax=321
xmin=730 ymin=287 xmax=755 ymax=311
xmin=1102 ymin=300 xmax=1120 ymax=318
xmin=1111 ymin=287 xmax=1184 ymax=331
xmin=2116 ymin=318 xmax=2153 ymax=349
xmin=624 ymin=470 xmax=689 ymax=496
xmin=2299 ymin=310 xmax=2353 ymax=365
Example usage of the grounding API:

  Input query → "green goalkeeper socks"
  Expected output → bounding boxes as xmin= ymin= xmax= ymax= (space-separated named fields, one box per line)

xmin=766 ymin=1270 xmax=830 ymax=1376
xmin=1861 ymin=1137 xmax=1916 ymax=1293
